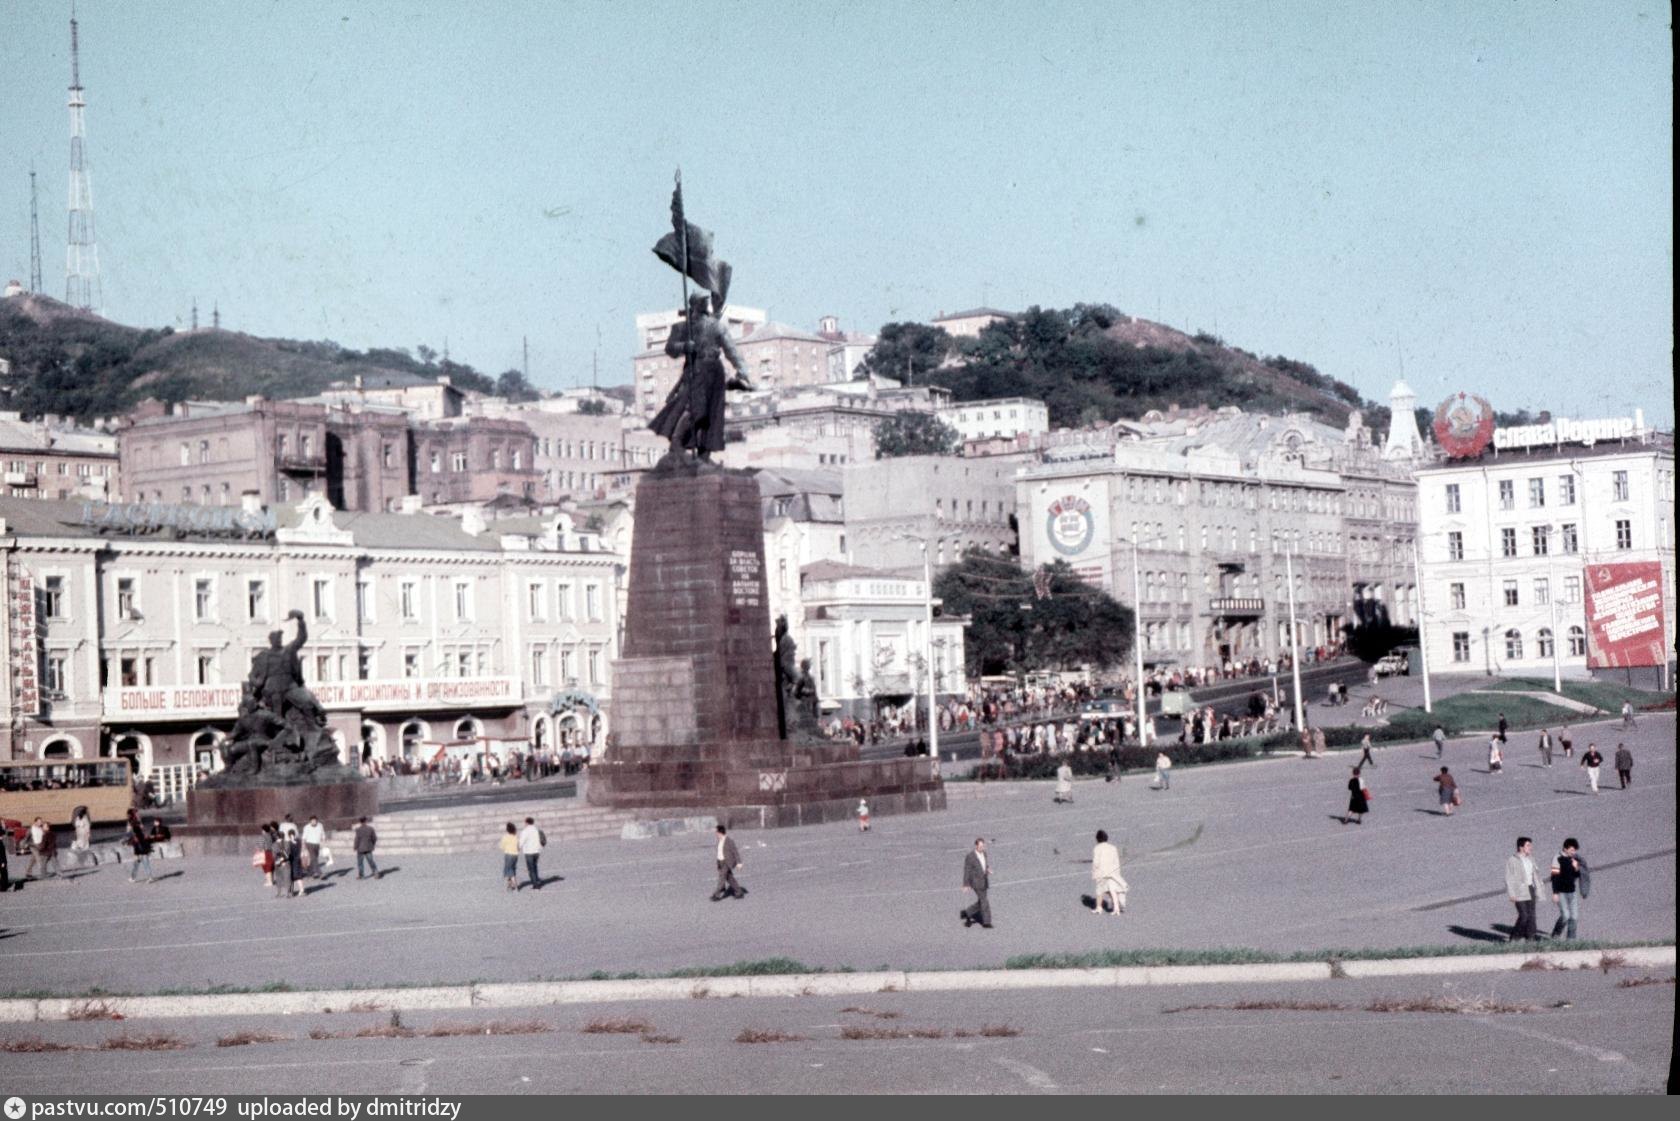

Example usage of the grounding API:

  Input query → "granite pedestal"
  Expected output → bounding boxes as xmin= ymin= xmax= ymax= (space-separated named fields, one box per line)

xmin=180 ymin=780 xmax=378 ymax=856
xmin=588 ymin=463 xmax=944 ymax=827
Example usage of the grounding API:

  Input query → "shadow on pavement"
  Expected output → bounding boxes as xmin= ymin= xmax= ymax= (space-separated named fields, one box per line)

xmin=1448 ymin=924 xmax=1511 ymax=944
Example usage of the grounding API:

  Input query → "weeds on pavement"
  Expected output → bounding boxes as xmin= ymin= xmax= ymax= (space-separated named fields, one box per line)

xmin=735 ymin=1028 xmax=808 ymax=1043
xmin=1615 ymin=976 xmax=1675 ymax=989
xmin=65 ymin=1000 xmax=124 ymax=1021
xmin=639 ymin=1033 xmax=682 ymax=1045
xmin=216 ymin=1031 xmax=293 ymax=1047
xmin=582 ymin=1017 xmax=655 ymax=1035
xmin=101 ymin=1033 xmax=190 ymax=1050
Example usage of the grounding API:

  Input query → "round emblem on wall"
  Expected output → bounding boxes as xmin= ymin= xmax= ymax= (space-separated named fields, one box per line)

xmin=1046 ymin=495 xmax=1094 ymax=557
xmin=1432 ymin=392 xmax=1495 ymax=459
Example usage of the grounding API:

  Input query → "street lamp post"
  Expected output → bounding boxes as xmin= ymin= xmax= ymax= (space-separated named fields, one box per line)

xmin=1547 ymin=558 xmax=1563 ymax=695
xmin=1284 ymin=547 xmax=1305 ymax=734
xmin=1411 ymin=542 xmax=1433 ymax=714
xmin=920 ymin=539 xmax=940 ymax=770
xmin=1131 ymin=530 xmax=1148 ymax=746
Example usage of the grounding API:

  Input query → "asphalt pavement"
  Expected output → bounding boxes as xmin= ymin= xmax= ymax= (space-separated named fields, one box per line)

xmin=0 ymin=714 xmax=1671 ymax=996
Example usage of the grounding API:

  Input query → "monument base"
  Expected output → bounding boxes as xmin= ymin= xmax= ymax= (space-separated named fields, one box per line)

xmin=182 ymin=781 xmax=378 ymax=856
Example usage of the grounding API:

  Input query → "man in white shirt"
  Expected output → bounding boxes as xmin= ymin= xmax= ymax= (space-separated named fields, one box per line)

xmin=300 ymin=816 xmax=326 ymax=880
xmin=961 ymin=839 xmax=992 ymax=928
xmin=517 ymin=817 xmax=545 ymax=890
xmin=1503 ymin=836 xmax=1545 ymax=941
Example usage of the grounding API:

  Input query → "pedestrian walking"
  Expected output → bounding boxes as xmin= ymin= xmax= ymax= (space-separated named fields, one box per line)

xmin=1497 ymin=713 xmax=1509 ymax=743
xmin=1580 ymin=744 xmax=1603 ymax=794
xmin=711 ymin=824 xmax=746 ymax=901
xmin=1613 ymin=743 xmax=1633 ymax=789
xmin=256 ymin=823 xmax=277 ymax=888
xmin=301 ymin=816 xmax=325 ymax=879
xmin=70 ymin=806 xmax=94 ymax=869
xmin=1559 ymin=728 xmax=1574 ymax=760
xmin=353 ymin=816 xmax=379 ymax=880
xmin=1487 ymin=737 xmax=1503 ymax=774
xmin=1433 ymin=767 xmax=1460 ymax=815
xmin=1537 ymin=728 xmax=1553 ymax=768
xmin=960 ymin=838 xmax=993 ymax=929
xmin=1504 ymin=836 xmax=1545 ymax=941
xmin=125 ymin=810 xmax=155 ymax=884
xmin=1053 ymin=761 xmax=1075 ymax=804
xmin=1312 ymin=726 xmax=1328 ymax=758
xmin=499 ymin=823 xmax=519 ymax=892
xmin=23 ymin=818 xmax=60 ymax=882
xmin=270 ymin=828 xmax=293 ymax=900
xmin=1090 ymin=830 xmax=1126 ymax=917
xmin=1358 ymin=734 xmax=1376 ymax=769
xmin=1152 ymin=751 xmax=1172 ymax=790
xmin=1432 ymin=725 xmax=1446 ymax=760
xmin=1342 ymin=766 xmax=1370 ymax=825
xmin=279 ymin=815 xmax=303 ymax=895
xmin=1548 ymin=838 xmax=1589 ymax=940
xmin=1620 ymin=701 xmax=1636 ymax=730
xmin=856 ymin=798 xmax=871 ymax=832
xmin=518 ymin=817 xmax=545 ymax=890
xmin=0 ymin=836 xmax=9 ymax=892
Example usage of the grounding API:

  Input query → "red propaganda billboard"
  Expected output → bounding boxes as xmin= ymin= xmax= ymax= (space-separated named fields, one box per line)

xmin=1432 ymin=392 xmax=1495 ymax=459
xmin=1583 ymin=562 xmax=1667 ymax=668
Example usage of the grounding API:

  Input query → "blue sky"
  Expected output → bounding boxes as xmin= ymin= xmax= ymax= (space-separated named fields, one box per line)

xmin=1 ymin=1 xmax=1671 ymax=422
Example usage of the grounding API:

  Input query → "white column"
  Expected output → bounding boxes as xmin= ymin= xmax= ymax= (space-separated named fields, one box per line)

xmin=1412 ymin=543 xmax=1433 ymax=714
xmin=1285 ymin=548 xmax=1305 ymax=733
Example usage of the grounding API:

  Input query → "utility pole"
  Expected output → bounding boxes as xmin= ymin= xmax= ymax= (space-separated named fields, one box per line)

xmin=1285 ymin=547 xmax=1305 ymax=734
xmin=522 ymin=335 xmax=530 ymax=382
xmin=28 ymin=169 xmax=43 ymax=293
xmin=1412 ymin=542 xmax=1433 ymax=714
xmin=1131 ymin=530 xmax=1148 ymax=746
xmin=921 ymin=538 xmax=941 ymax=771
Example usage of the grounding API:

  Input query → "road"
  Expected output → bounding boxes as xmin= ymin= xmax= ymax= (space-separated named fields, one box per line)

xmin=0 ymin=968 xmax=1670 ymax=1094
xmin=0 ymin=713 xmax=1669 ymax=996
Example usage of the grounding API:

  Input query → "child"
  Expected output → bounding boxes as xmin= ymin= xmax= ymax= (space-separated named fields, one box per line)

xmin=856 ymin=799 xmax=871 ymax=832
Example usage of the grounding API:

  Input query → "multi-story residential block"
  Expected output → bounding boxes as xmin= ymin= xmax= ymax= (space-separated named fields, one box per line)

xmin=1 ymin=411 xmax=119 ymax=501
xmin=1414 ymin=414 xmax=1673 ymax=686
xmin=843 ymin=455 xmax=1018 ymax=571
xmin=936 ymin=397 xmax=1049 ymax=444
xmin=722 ymin=378 xmax=951 ymax=470
xmin=1016 ymin=401 xmax=1419 ymax=669
xmin=410 ymin=416 xmax=543 ymax=507
xmin=0 ymin=493 xmax=622 ymax=798
xmin=632 ymin=304 xmax=767 ymax=420
xmin=930 ymin=307 xmax=1012 ymax=339
xmin=468 ymin=397 xmax=664 ymax=502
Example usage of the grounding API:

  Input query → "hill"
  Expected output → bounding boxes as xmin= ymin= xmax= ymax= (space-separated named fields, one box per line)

xmin=860 ymin=304 xmax=1383 ymax=429
xmin=0 ymin=293 xmax=498 ymax=420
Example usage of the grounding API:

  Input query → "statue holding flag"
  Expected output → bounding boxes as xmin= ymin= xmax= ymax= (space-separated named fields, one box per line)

xmin=649 ymin=173 xmax=756 ymax=461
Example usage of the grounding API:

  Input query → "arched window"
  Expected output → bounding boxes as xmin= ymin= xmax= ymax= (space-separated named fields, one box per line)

xmin=192 ymin=731 xmax=219 ymax=773
xmin=1504 ymin=629 xmax=1524 ymax=661
xmin=400 ymin=720 xmax=426 ymax=759
xmin=41 ymin=738 xmax=74 ymax=759
xmin=1536 ymin=628 xmax=1555 ymax=659
xmin=454 ymin=717 xmax=481 ymax=743
xmin=1567 ymin=626 xmax=1587 ymax=658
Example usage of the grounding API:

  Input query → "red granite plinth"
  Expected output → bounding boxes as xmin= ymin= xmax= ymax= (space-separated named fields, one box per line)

xmin=186 ymin=781 xmax=377 ymax=830
xmin=591 ymin=464 xmax=944 ymax=825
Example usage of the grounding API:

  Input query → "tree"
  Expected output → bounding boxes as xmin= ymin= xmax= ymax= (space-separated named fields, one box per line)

xmin=496 ymin=369 xmax=540 ymax=402
xmin=873 ymin=411 xmax=962 ymax=458
xmin=934 ymin=551 xmax=1133 ymax=676
xmin=577 ymin=399 xmax=610 ymax=416
xmin=854 ymin=322 xmax=953 ymax=384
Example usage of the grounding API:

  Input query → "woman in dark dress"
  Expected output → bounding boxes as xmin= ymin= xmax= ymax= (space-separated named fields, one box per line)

xmin=1343 ymin=766 xmax=1369 ymax=825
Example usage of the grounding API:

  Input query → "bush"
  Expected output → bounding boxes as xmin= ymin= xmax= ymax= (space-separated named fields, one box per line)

xmin=1004 ymin=738 xmax=1263 ymax=779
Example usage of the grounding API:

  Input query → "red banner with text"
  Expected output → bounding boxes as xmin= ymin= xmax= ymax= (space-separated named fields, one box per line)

xmin=1583 ymin=561 xmax=1667 ymax=668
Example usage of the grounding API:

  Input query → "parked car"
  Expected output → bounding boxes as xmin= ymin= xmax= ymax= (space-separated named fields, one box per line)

xmin=1374 ymin=653 xmax=1409 ymax=678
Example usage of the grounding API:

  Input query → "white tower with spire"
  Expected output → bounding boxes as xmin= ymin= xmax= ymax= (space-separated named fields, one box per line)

xmin=65 ymin=4 xmax=102 ymax=313
xmin=1383 ymin=379 xmax=1423 ymax=459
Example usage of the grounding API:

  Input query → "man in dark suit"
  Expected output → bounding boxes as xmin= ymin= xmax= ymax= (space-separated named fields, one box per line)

xmin=960 ymin=838 xmax=993 ymax=928
xmin=711 ymin=824 xmax=747 ymax=901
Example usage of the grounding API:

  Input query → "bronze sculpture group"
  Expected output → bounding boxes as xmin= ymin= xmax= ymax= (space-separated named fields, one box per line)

xmin=206 ymin=610 xmax=349 ymax=786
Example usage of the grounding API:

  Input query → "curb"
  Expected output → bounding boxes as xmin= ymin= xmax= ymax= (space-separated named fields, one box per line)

xmin=3 ymin=946 xmax=1669 ymax=1023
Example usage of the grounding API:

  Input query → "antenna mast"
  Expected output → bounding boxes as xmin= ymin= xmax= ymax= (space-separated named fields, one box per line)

xmin=65 ymin=3 xmax=102 ymax=312
xmin=28 ymin=169 xmax=43 ymax=293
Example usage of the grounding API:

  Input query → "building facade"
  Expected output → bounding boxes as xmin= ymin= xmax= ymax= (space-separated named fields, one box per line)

xmin=843 ymin=454 xmax=1018 ymax=571
xmin=632 ymin=304 xmax=768 ymax=420
xmin=0 ymin=495 xmax=623 ymax=798
xmin=1414 ymin=424 xmax=1674 ymax=684
xmin=1 ymin=411 xmax=119 ymax=501
xmin=936 ymin=397 xmax=1049 ymax=444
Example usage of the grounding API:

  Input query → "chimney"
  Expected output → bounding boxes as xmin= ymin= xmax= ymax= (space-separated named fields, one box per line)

xmin=240 ymin=490 xmax=264 ymax=516
xmin=460 ymin=507 xmax=487 ymax=537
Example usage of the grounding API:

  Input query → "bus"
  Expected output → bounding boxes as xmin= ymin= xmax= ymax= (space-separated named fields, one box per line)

xmin=0 ymin=758 xmax=133 ymax=837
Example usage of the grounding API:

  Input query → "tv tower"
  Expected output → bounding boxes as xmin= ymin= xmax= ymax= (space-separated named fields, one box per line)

xmin=28 ymin=169 xmax=44 ymax=293
xmin=65 ymin=4 xmax=102 ymax=312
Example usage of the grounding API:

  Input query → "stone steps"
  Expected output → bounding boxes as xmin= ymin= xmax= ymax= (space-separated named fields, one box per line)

xmin=325 ymin=800 xmax=638 ymax=854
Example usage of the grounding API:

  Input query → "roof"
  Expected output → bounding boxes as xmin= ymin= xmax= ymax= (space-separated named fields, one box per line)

xmin=330 ymin=508 xmax=501 ymax=551
xmin=801 ymin=560 xmax=911 ymax=583
xmin=0 ymin=415 xmax=117 ymax=456
xmin=752 ymin=466 xmax=844 ymax=497
xmin=737 ymin=321 xmax=834 ymax=346
xmin=932 ymin=307 xmax=1012 ymax=322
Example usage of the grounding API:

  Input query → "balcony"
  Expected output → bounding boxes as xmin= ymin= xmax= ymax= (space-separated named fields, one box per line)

xmin=3 ymin=471 xmax=38 ymax=487
xmin=1209 ymin=597 xmax=1265 ymax=617
xmin=276 ymin=454 xmax=327 ymax=475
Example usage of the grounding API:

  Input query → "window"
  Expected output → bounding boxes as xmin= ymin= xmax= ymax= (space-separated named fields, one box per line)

xmin=560 ymin=647 xmax=578 ymax=685
xmin=403 ymin=648 xmax=420 ymax=678
xmin=1447 ymin=532 xmax=1464 ymax=561
xmin=584 ymin=584 xmax=601 ymax=621
xmin=1615 ymin=519 xmax=1632 ymax=550
xmin=1612 ymin=470 xmax=1629 ymax=501
xmin=44 ymin=653 xmax=67 ymax=696
xmin=1561 ymin=524 xmax=1578 ymax=554
xmin=179 ymin=442 xmax=191 ymax=466
xmin=194 ymin=578 xmax=214 ymax=621
xmin=1504 ymin=629 xmax=1524 ymax=660
xmin=1537 ymin=628 xmax=1554 ymax=659
xmin=196 ymin=653 xmax=215 ymax=685
xmin=1533 ymin=578 xmax=1549 ymax=606
xmin=382 ymin=443 xmax=395 ymax=469
xmin=429 ymin=449 xmax=441 ymax=474
xmin=1568 ymin=626 xmax=1587 ymax=657
xmin=528 ymin=582 xmax=547 ymax=621
xmin=247 ymin=578 xmax=268 ymax=621
xmin=1452 ymin=632 xmax=1471 ymax=663
xmin=357 ymin=646 xmax=372 ymax=680
xmin=1558 ymin=475 xmax=1576 ymax=505
xmin=453 ymin=580 xmax=473 ymax=622
xmin=42 ymin=575 xmax=66 ymax=618
xmin=1444 ymin=483 xmax=1461 ymax=514
xmin=531 ymin=647 xmax=549 ymax=688
xmin=587 ymin=647 xmax=602 ymax=685
xmin=356 ymin=579 xmax=373 ymax=624
xmin=1563 ymin=575 xmax=1581 ymax=604
xmin=556 ymin=583 xmax=573 ymax=620
xmin=1500 ymin=528 xmax=1518 ymax=558
xmin=119 ymin=655 xmax=138 ymax=687
xmin=116 ymin=577 xmax=137 ymax=619
xmin=454 ymin=649 xmax=471 ymax=678
xmin=312 ymin=578 xmax=332 ymax=620
xmin=300 ymin=434 xmax=314 ymax=459
xmin=1449 ymin=582 xmax=1466 ymax=610
xmin=1503 ymin=579 xmax=1519 ymax=607
xmin=1497 ymin=480 xmax=1514 ymax=510
xmin=451 ymin=452 xmax=467 ymax=472
xmin=314 ymin=654 xmax=331 ymax=683
xmin=400 ymin=580 xmax=419 ymax=621
xmin=1531 ymin=526 xmax=1549 ymax=556
xmin=1528 ymin=478 xmax=1545 ymax=507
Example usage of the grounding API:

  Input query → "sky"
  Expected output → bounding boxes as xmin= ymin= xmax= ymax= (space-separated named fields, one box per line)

xmin=0 ymin=1 xmax=1671 ymax=423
